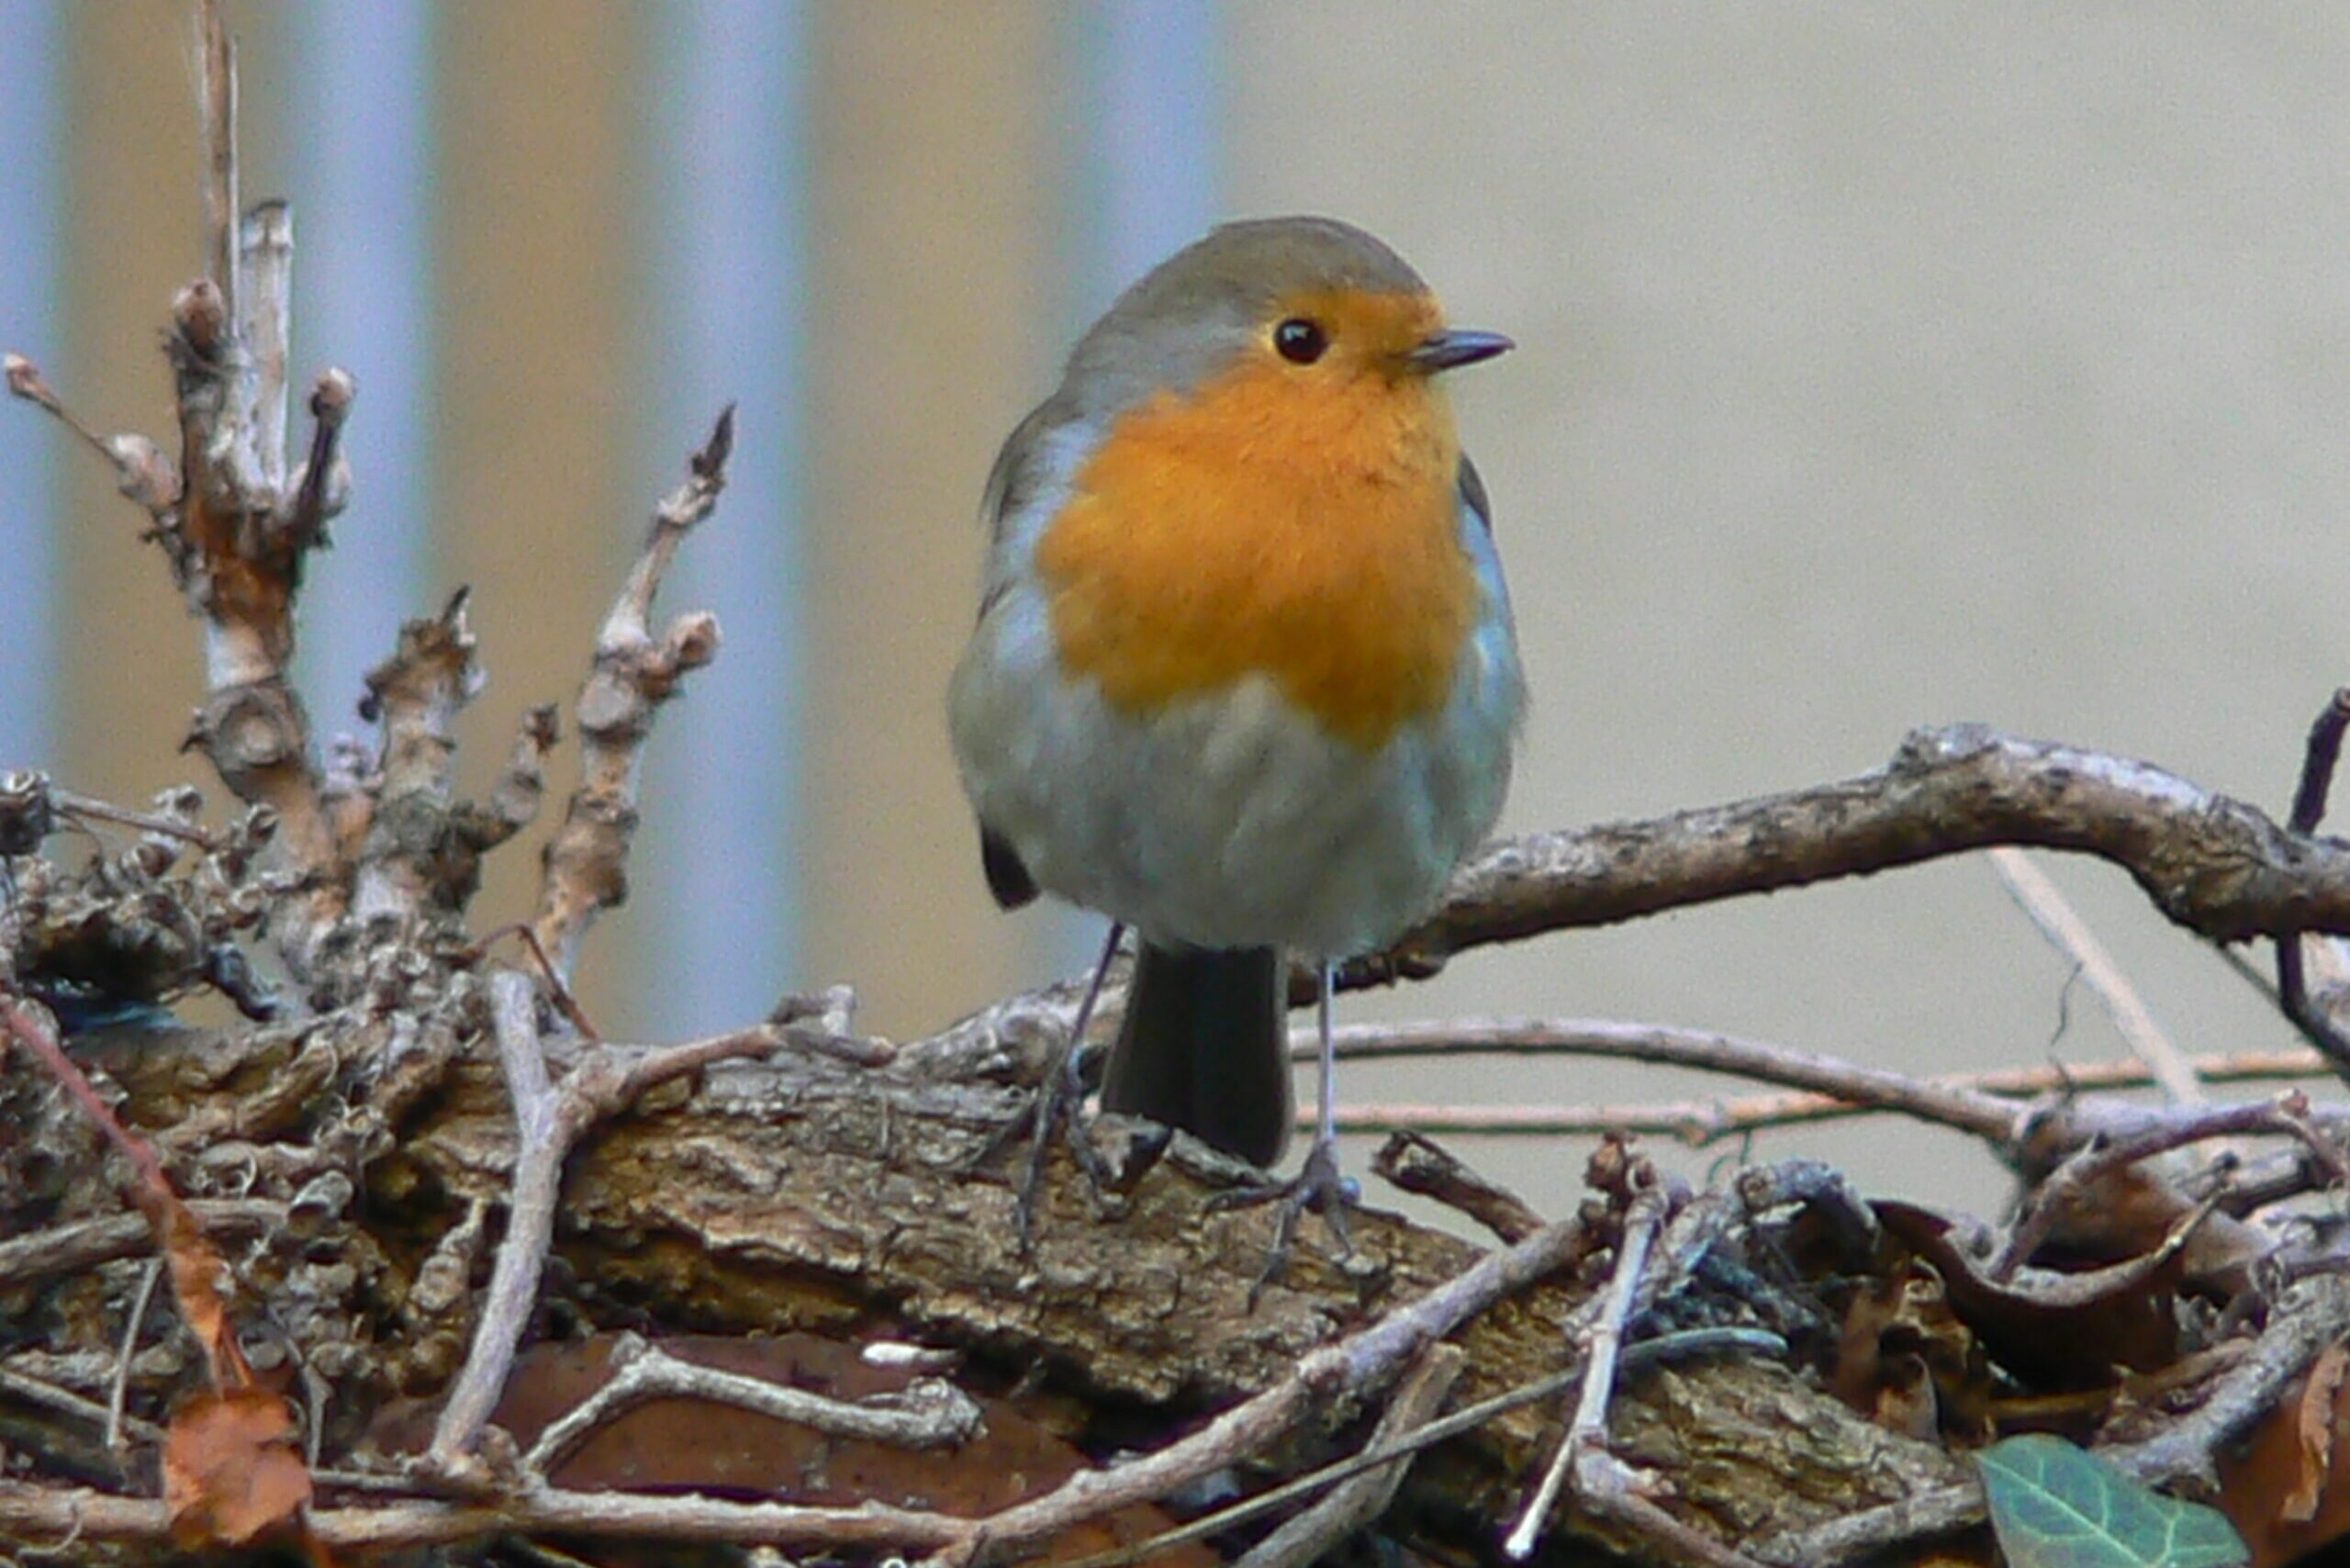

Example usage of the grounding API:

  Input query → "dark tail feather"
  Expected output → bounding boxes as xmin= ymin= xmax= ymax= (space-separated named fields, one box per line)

xmin=1101 ymin=942 xmax=1292 ymax=1167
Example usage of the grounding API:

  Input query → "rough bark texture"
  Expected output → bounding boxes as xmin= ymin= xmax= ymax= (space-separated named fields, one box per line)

xmin=2 ymin=1002 xmax=1968 ymax=1563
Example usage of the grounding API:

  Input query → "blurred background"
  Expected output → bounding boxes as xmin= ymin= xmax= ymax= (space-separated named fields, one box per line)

xmin=3 ymin=3 xmax=2343 ymax=1221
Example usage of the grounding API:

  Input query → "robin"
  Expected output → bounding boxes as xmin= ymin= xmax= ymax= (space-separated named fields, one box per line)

xmin=949 ymin=215 xmax=1523 ymax=1237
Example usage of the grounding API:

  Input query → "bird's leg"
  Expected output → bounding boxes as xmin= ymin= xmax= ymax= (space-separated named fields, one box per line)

xmin=1210 ymin=959 xmax=1359 ymax=1295
xmin=1013 ymin=920 xmax=1125 ymax=1249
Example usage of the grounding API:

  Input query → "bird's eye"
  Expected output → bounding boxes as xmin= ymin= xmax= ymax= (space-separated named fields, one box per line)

xmin=1273 ymin=317 xmax=1328 ymax=364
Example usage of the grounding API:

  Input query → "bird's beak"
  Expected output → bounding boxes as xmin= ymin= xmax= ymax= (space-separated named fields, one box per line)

xmin=1407 ymin=328 xmax=1514 ymax=374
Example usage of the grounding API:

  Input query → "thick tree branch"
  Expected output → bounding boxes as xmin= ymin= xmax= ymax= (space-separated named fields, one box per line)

xmin=1365 ymin=724 xmax=2350 ymax=992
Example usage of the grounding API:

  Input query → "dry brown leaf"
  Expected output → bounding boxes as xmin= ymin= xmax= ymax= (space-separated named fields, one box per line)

xmin=149 ymin=1182 xmax=254 ymax=1392
xmin=1876 ymin=1200 xmax=2179 ymax=1388
xmin=2219 ymin=1346 xmax=2350 ymax=1566
xmin=164 ymin=1385 xmax=314 ymax=1548
xmin=2287 ymin=1340 xmax=2350 ymax=1523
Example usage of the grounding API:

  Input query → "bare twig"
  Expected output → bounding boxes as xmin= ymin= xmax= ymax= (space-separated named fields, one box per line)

xmin=1373 ymin=1132 xmax=1547 ymax=1242
xmin=352 ymin=588 xmax=486 ymax=921
xmin=237 ymin=199 xmax=293 ymax=498
xmin=427 ymin=970 xmax=555 ymax=1473
xmin=197 ymin=0 xmax=236 ymax=315
xmin=1329 ymin=1058 xmax=2332 ymax=1146
xmin=39 ymin=780 xmax=222 ymax=848
xmin=0 ymin=1361 xmax=167 ymax=1449
xmin=524 ymin=1334 xmax=982 ymax=1479
xmin=427 ymin=973 xmax=779 ymax=1471
xmin=2289 ymin=689 xmax=2350 ymax=839
xmin=1995 ymin=1092 xmax=2350 ymax=1278
xmin=1988 ymin=847 xmax=2201 ymax=1103
xmin=1942 ymin=1191 xmax=2231 ymax=1314
xmin=0 ymin=1485 xmax=953 ymax=1556
xmin=2 ymin=354 xmax=178 ymax=515
xmin=1059 ymin=1327 xmax=1783 ymax=1568
xmin=2108 ymin=1274 xmax=2350 ymax=1490
xmin=935 ymin=1210 xmax=1593 ymax=1568
xmin=1599 ymin=1489 xmax=1771 ymax=1568
xmin=471 ymin=922 xmax=599 ymax=1040
xmin=1750 ymin=1480 xmax=1983 ymax=1568
xmin=106 ymin=1258 xmax=164 ymax=1451
xmin=487 ymin=703 xmax=560 ymax=838
xmin=0 ymin=1202 xmax=287 ymax=1290
xmin=1506 ymin=1174 xmax=1669 ymax=1559
xmin=284 ymin=368 xmax=354 ymax=543
xmin=2279 ymin=689 xmax=2350 ymax=1069
xmin=1235 ymin=1342 xmax=1464 ymax=1568
xmin=532 ymin=409 xmax=733 ymax=982
xmin=1316 ymin=1018 xmax=2025 ymax=1144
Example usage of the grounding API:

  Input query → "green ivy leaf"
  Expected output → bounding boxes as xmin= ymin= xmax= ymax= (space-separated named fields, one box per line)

xmin=1975 ymin=1434 xmax=2247 ymax=1568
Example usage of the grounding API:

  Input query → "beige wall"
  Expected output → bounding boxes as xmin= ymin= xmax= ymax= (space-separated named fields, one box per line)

xmin=39 ymin=4 xmax=2344 ymax=1219
xmin=1225 ymin=4 xmax=2350 ymax=1215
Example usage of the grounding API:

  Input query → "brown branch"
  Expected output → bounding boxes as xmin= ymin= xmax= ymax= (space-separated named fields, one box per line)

xmin=352 ymin=588 xmax=487 ymax=921
xmin=1995 ymin=1092 xmax=2350 ymax=1279
xmin=532 ymin=409 xmax=733 ymax=982
xmin=1374 ymin=1133 xmax=1547 ymax=1241
xmin=1062 ymin=1325 xmax=1788 ymax=1568
xmin=0 ymin=1201 xmax=287 ymax=1291
xmin=1235 ymin=1342 xmax=1465 ymax=1568
xmin=0 ymin=1209 xmax=1597 ymax=1560
xmin=521 ymin=1333 xmax=982 ymax=1478
xmin=426 ymin=973 xmax=780 ymax=1472
xmin=0 ymin=1361 xmax=167 ymax=1450
xmin=198 ymin=0 xmax=236 ymax=317
xmin=936 ymin=1210 xmax=1595 ymax=1568
xmin=2279 ymin=689 xmax=2350 ymax=1068
xmin=236 ymin=199 xmax=293 ymax=499
xmin=1988 ymin=846 xmax=2203 ymax=1103
xmin=2 ymin=354 xmax=178 ymax=516
xmin=0 ymin=1485 xmax=952 ymax=1557
xmin=2107 ymin=1275 xmax=2350 ymax=1491
xmin=43 ymin=781 xmax=221 ymax=848
xmin=9 ymin=989 xmax=1986 ymax=1562
xmin=1323 ymin=1037 xmax=2329 ymax=1145
xmin=1364 ymin=724 xmax=2350 ymax=992
xmin=1507 ymin=1170 xmax=1670 ymax=1558
xmin=1318 ymin=1017 xmax=2027 ymax=1145
xmin=284 ymin=366 xmax=354 ymax=545
xmin=1751 ymin=1479 xmax=1987 ymax=1568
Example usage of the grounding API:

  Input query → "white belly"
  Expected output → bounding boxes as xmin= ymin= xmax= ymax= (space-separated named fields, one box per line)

xmin=950 ymin=579 xmax=1518 ymax=957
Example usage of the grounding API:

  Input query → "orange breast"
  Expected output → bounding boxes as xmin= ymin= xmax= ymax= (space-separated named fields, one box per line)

xmin=1036 ymin=356 xmax=1480 ymax=751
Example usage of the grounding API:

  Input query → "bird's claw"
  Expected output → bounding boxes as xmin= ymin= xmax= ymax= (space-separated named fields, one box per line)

xmin=1208 ymin=1137 xmax=1359 ymax=1302
xmin=1005 ymin=1038 xmax=1125 ymax=1251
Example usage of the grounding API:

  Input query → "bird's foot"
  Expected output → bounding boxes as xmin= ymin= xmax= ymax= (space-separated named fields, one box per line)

xmin=1207 ymin=1136 xmax=1359 ymax=1303
xmin=1020 ymin=1040 xmax=1110 ymax=1249
xmin=975 ymin=1039 xmax=1161 ymax=1252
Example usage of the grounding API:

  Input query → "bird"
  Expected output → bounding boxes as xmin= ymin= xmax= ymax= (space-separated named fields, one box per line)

xmin=948 ymin=214 xmax=1523 ymax=1238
